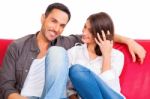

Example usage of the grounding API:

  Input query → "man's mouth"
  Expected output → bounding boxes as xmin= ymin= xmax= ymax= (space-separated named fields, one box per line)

xmin=48 ymin=30 xmax=57 ymax=37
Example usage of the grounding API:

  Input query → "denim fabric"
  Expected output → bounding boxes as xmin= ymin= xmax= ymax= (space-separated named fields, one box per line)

xmin=69 ymin=64 xmax=124 ymax=99
xmin=27 ymin=46 xmax=69 ymax=99
xmin=27 ymin=96 xmax=68 ymax=99
xmin=41 ymin=46 xmax=69 ymax=99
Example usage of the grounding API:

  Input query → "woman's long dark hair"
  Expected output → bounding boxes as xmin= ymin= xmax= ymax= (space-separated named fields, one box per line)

xmin=87 ymin=12 xmax=114 ymax=56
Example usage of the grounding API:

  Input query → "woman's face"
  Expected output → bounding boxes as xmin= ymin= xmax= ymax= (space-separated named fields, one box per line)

xmin=82 ymin=20 xmax=95 ymax=44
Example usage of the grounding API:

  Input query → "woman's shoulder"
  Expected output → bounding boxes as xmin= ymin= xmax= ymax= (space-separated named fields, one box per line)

xmin=69 ymin=43 xmax=84 ymax=50
xmin=67 ymin=43 xmax=84 ymax=53
xmin=112 ymin=48 xmax=124 ymax=58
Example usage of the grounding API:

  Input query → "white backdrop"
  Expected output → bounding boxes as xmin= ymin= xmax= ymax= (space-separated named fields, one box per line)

xmin=0 ymin=0 xmax=150 ymax=39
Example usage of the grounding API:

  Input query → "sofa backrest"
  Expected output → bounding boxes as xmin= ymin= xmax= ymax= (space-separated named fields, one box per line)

xmin=0 ymin=39 xmax=150 ymax=99
xmin=114 ymin=40 xmax=150 ymax=99
xmin=0 ymin=39 xmax=13 ymax=67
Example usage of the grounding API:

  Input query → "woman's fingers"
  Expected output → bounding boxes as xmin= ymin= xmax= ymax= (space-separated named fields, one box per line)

xmin=95 ymin=38 xmax=102 ymax=46
xmin=101 ymin=30 xmax=106 ymax=41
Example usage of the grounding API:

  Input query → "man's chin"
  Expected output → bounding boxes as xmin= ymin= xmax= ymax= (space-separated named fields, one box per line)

xmin=48 ymin=37 xmax=57 ymax=41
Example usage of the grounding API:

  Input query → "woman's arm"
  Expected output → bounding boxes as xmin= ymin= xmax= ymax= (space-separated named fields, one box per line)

xmin=114 ymin=34 xmax=146 ymax=64
xmin=95 ymin=31 xmax=113 ymax=72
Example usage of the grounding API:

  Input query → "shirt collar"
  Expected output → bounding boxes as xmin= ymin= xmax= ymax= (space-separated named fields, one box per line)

xmin=83 ymin=43 xmax=101 ymax=61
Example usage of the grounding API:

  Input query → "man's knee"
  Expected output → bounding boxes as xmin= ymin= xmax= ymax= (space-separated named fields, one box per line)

xmin=47 ymin=46 xmax=67 ymax=57
xmin=46 ymin=46 xmax=68 ymax=63
xmin=45 ymin=46 xmax=69 ymax=73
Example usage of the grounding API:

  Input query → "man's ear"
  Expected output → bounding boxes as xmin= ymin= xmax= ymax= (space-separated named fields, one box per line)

xmin=41 ymin=14 xmax=45 ymax=24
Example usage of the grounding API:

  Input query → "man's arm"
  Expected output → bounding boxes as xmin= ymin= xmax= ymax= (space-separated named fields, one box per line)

xmin=114 ymin=34 xmax=146 ymax=64
xmin=0 ymin=43 xmax=21 ymax=99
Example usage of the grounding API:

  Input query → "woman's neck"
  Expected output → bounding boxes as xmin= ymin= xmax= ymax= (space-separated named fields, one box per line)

xmin=87 ymin=43 xmax=97 ymax=60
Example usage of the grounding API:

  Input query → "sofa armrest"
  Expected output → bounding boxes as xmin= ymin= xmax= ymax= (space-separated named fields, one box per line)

xmin=0 ymin=39 xmax=13 ymax=67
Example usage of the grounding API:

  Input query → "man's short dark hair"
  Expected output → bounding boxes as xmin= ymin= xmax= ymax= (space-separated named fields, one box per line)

xmin=45 ymin=3 xmax=71 ymax=21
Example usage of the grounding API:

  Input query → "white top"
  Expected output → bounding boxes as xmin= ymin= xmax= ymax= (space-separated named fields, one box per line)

xmin=67 ymin=44 xmax=125 ymax=98
xmin=21 ymin=56 xmax=45 ymax=97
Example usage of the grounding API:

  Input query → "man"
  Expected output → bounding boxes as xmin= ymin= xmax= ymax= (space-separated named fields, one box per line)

xmin=0 ymin=2 xmax=146 ymax=99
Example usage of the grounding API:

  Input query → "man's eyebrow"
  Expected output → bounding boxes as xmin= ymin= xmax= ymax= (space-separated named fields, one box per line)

xmin=51 ymin=17 xmax=57 ymax=21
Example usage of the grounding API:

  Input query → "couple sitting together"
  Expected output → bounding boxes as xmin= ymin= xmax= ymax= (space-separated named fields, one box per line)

xmin=0 ymin=2 xmax=146 ymax=99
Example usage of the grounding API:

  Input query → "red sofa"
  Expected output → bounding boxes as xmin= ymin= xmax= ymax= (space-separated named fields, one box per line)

xmin=0 ymin=39 xmax=150 ymax=99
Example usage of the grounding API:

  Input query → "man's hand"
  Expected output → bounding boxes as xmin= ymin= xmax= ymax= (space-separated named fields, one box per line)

xmin=127 ymin=39 xmax=146 ymax=64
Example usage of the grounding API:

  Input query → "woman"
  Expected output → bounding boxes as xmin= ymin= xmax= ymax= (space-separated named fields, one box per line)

xmin=67 ymin=12 xmax=125 ymax=99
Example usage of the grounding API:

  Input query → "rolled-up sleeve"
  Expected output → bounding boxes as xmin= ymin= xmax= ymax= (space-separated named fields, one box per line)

xmin=99 ymin=49 xmax=124 ymax=92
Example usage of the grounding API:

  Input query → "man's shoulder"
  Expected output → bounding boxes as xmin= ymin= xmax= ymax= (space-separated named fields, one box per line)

xmin=54 ymin=35 xmax=82 ymax=50
xmin=58 ymin=34 xmax=81 ymax=40
xmin=14 ymin=34 xmax=35 ymax=44
xmin=9 ymin=34 xmax=35 ymax=50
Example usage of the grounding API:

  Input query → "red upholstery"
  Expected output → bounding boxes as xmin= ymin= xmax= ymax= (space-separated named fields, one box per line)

xmin=0 ymin=39 xmax=13 ymax=67
xmin=0 ymin=39 xmax=150 ymax=99
xmin=114 ymin=40 xmax=150 ymax=99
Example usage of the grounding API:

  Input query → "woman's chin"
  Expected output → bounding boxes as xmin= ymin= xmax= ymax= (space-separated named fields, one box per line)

xmin=81 ymin=39 xmax=86 ymax=43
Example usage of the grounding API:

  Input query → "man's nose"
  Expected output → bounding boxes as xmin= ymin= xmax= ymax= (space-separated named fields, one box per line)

xmin=54 ymin=24 xmax=60 ymax=33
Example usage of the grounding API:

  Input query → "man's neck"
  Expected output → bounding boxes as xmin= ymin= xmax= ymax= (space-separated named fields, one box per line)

xmin=36 ymin=32 xmax=50 ymax=58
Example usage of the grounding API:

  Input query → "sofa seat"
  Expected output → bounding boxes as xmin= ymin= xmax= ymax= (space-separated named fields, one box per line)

xmin=0 ymin=39 xmax=150 ymax=99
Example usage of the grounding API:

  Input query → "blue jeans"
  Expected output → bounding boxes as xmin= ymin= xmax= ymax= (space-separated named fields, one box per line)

xmin=69 ymin=64 xmax=124 ymax=99
xmin=28 ymin=46 xmax=69 ymax=99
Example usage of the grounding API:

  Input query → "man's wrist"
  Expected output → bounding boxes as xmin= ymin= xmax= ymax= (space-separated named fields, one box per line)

xmin=125 ymin=37 xmax=134 ymax=45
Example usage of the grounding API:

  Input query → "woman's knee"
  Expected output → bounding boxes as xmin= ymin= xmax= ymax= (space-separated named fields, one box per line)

xmin=69 ymin=64 xmax=89 ymax=81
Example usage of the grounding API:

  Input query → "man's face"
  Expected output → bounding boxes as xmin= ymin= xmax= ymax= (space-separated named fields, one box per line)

xmin=41 ymin=9 xmax=69 ymax=41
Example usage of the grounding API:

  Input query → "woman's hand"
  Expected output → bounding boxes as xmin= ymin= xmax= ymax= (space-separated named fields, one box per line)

xmin=95 ymin=30 xmax=113 ymax=72
xmin=95 ymin=30 xmax=113 ymax=58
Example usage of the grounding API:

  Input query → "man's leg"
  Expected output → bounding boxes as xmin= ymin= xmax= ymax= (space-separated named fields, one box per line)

xmin=41 ymin=46 xmax=69 ymax=99
xmin=69 ymin=64 xmax=124 ymax=99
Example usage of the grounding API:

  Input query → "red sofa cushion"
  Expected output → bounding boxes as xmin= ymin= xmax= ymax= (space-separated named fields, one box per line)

xmin=0 ymin=39 xmax=150 ymax=99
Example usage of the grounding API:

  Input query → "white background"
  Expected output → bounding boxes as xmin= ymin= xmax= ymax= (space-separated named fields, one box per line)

xmin=0 ymin=0 xmax=150 ymax=39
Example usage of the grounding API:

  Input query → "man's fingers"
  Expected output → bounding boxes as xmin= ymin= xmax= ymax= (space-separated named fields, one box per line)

xmin=131 ymin=51 xmax=136 ymax=62
xmin=139 ymin=54 xmax=146 ymax=64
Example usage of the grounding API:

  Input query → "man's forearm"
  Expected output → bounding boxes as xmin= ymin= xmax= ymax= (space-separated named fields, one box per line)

xmin=114 ymin=34 xmax=132 ymax=44
xmin=8 ymin=93 xmax=27 ymax=99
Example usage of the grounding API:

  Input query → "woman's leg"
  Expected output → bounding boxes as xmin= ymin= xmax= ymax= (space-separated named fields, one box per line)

xmin=69 ymin=64 xmax=124 ymax=99
xmin=41 ymin=46 xmax=69 ymax=99
xmin=27 ymin=96 xmax=39 ymax=99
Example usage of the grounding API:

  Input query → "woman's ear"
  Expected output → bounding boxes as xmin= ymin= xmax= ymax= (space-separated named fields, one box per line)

xmin=41 ymin=14 xmax=45 ymax=24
